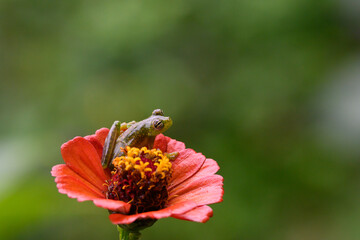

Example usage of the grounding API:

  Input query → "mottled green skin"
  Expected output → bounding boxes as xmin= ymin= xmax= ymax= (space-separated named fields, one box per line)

xmin=101 ymin=109 xmax=172 ymax=169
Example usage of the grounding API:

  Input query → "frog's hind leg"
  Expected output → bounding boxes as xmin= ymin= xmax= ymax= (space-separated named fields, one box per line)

xmin=119 ymin=121 xmax=135 ymax=134
xmin=101 ymin=121 xmax=121 ymax=169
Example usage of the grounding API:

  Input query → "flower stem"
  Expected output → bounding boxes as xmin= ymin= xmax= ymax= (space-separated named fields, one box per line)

xmin=117 ymin=225 xmax=141 ymax=240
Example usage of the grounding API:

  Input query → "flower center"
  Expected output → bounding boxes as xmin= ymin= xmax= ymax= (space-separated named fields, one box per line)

xmin=105 ymin=146 xmax=172 ymax=214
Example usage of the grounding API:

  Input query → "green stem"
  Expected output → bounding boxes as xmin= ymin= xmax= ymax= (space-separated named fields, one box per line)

xmin=117 ymin=226 xmax=141 ymax=240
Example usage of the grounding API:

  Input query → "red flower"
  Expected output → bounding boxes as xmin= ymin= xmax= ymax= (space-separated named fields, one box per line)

xmin=51 ymin=128 xmax=224 ymax=224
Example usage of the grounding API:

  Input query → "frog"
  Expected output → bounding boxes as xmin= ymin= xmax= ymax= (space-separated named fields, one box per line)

xmin=101 ymin=109 xmax=178 ymax=169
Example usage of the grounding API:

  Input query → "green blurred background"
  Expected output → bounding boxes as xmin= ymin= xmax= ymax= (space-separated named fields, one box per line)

xmin=1 ymin=0 xmax=360 ymax=239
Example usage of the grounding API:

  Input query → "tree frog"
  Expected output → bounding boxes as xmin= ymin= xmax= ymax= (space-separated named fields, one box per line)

xmin=101 ymin=109 xmax=177 ymax=169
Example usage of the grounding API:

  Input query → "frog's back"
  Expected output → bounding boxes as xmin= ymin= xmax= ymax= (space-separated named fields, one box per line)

xmin=102 ymin=109 xmax=173 ymax=169
xmin=112 ymin=123 xmax=151 ymax=158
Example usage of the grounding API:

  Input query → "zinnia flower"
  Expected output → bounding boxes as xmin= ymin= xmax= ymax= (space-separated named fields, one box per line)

xmin=51 ymin=127 xmax=223 ymax=230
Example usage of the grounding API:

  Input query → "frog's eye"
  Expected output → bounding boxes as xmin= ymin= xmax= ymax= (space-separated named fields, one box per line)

xmin=152 ymin=109 xmax=164 ymax=116
xmin=153 ymin=119 xmax=164 ymax=130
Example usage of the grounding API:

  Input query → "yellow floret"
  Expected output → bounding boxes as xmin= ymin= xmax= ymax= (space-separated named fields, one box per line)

xmin=113 ymin=146 xmax=172 ymax=182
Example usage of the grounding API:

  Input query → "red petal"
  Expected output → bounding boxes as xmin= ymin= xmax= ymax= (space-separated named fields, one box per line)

xmin=61 ymin=137 xmax=107 ymax=190
xmin=153 ymin=134 xmax=171 ymax=152
xmin=109 ymin=201 xmax=197 ymax=224
xmin=93 ymin=128 xmax=109 ymax=146
xmin=52 ymin=164 xmax=105 ymax=193
xmin=172 ymin=205 xmax=213 ymax=223
xmin=84 ymin=128 xmax=109 ymax=159
xmin=166 ymin=137 xmax=186 ymax=152
xmin=55 ymin=178 xmax=103 ymax=201
xmin=93 ymin=199 xmax=131 ymax=214
xmin=52 ymin=164 xmax=105 ymax=202
xmin=52 ymin=164 xmax=130 ymax=213
xmin=168 ymin=149 xmax=206 ymax=191
xmin=168 ymin=175 xmax=224 ymax=206
xmin=189 ymin=158 xmax=220 ymax=179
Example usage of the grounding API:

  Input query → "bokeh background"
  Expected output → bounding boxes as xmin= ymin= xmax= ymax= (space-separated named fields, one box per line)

xmin=1 ymin=0 xmax=360 ymax=239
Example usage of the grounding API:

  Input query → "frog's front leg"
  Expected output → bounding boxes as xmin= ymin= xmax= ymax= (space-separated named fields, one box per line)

xmin=165 ymin=152 xmax=179 ymax=161
xmin=101 ymin=121 xmax=121 ymax=169
xmin=144 ymin=138 xmax=178 ymax=160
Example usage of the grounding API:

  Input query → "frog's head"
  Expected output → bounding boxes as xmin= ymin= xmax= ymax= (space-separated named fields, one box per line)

xmin=146 ymin=109 xmax=173 ymax=136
